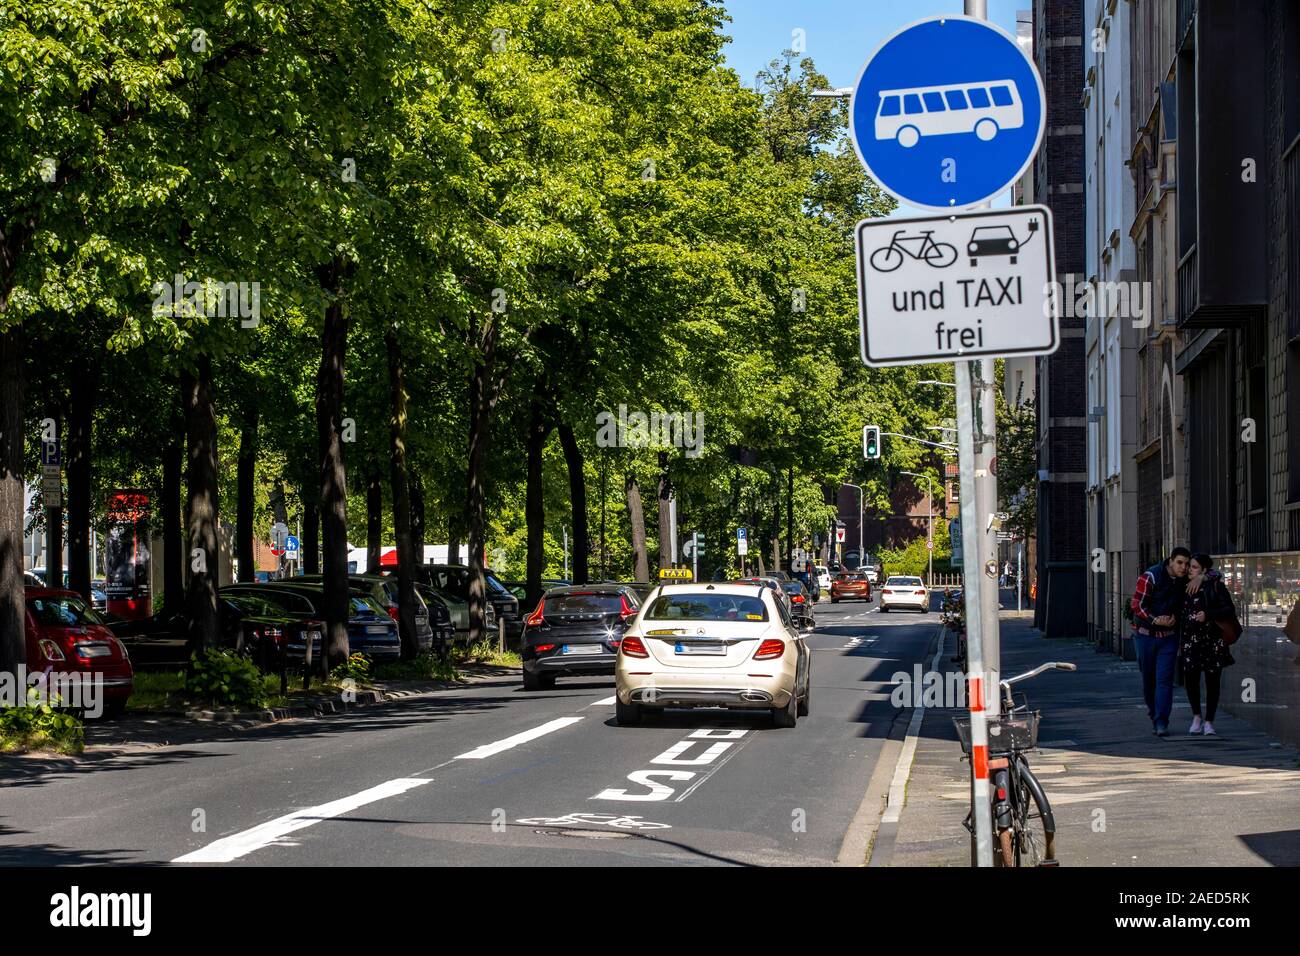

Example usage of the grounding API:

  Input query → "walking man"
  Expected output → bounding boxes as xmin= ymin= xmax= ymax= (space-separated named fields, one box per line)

xmin=1130 ymin=547 xmax=1191 ymax=736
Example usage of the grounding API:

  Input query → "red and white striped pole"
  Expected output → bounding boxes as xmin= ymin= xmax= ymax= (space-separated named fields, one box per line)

xmin=956 ymin=358 xmax=994 ymax=866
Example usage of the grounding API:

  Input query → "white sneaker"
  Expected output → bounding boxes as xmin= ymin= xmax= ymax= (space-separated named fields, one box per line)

xmin=1203 ymin=721 xmax=1217 ymax=736
xmin=1189 ymin=716 xmax=1203 ymax=734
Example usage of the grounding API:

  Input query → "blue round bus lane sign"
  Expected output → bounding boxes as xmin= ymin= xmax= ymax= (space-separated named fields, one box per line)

xmin=849 ymin=15 xmax=1046 ymax=210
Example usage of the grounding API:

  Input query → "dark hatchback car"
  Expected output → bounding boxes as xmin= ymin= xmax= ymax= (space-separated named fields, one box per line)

xmin=109 ymin=592 xmax=323 ymax=669
xmin=520 ymin=585 xmax=641 ymax=690
xmin=224 ymin=582 xmax=401 ymax=661
xmin=780 ymin=580 xmax=816 ymax=630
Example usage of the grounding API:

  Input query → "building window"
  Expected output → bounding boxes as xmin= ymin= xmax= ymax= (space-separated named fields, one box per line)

xmin=1289 ymin=344 xmax=1300 ymax=503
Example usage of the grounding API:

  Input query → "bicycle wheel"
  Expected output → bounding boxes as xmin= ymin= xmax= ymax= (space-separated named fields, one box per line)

xmin=870 ymin=245 xmax=905 ymax=273
xmin=924 ymin=242 xmax=958 ymax=268
xmin=1011 ymin=759 xmax=1051 ymax=866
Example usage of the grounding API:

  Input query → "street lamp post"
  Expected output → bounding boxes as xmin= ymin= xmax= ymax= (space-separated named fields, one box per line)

xmin=901 ymin=471 xmax=934 ymax=588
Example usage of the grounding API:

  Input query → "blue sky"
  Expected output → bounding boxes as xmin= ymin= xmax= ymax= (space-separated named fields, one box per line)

xmin=719 ymin=1 xmax=1030 ymax=216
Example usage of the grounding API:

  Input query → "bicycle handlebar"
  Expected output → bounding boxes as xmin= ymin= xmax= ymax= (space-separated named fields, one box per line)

xmin=999 ymin=661 xmax=1076 ymax=697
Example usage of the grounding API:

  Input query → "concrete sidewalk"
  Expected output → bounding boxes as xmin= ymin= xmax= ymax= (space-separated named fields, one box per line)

xmin=874 ymin=614 xmax=1300 ymax=866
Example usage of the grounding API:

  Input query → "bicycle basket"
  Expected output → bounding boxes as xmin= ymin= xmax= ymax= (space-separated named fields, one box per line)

xmin=952 ymin=711 xmax=1040 ymax=756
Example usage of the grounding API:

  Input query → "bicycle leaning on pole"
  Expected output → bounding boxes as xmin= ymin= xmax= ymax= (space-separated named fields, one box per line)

xmin=953 ymin=661 xmax=1077 ymax=866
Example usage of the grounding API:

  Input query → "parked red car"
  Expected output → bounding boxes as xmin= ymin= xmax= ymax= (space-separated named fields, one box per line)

xmin=830 ymin=571 xmax=872 ymax=603
xmin=24 ymin=588 xmax=134 ymax=718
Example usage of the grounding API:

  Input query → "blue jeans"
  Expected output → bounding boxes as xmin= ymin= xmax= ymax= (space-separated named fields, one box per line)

xmin=1133 ymin=631 xmax=1178 ymax=727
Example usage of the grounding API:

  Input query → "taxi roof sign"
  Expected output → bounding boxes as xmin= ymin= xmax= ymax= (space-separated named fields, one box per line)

xmin=658 ymin=567 xmax=694 ymax=581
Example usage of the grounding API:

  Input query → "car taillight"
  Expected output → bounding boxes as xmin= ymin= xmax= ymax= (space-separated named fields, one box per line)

xmin=258 ymin=627 xmax=284 ymax=644
xmin=38 ymin=639 xmax=65 ymax=662
xmin=525 ymin=598 xmax=545 ymax=628
xmin=882 ymin=589 xmax=893 ymax=595
xmin=915 ymin=590 xmax=926 ymax=596
xmin=619 ymin=594 xmax=637 ymax=622
xmin=386 ymin=605 xmax=400 ymax=622
xmin=792 ymin=594 xmax=804 ymax=603
xmin=534 ymin=643 xmax=556 ymax=653
xmin=754 ymin=639 xmax=785 ymax=660
xmin=620 ymin=635 xmax=649 ymax=658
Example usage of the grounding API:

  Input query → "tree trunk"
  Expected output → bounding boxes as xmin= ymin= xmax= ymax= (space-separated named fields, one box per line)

xmin=236 ymin=405 xmax=258 ymax=582
xmin=410 ymin=474 xmax=425 ymax=566
xmin=366 ymin=466 xmax=382 ymax=574
xmin=386 ymin=324 xmax=419 ymax=660
xmin=316 ymin=263 xmax=351 ymax=668
xmin=786 ymin=465 xmax=794 ymax=572
xmin=67 ymin=365 xmax=97 ymax=601
xmin=657 ymin=451 xmax=671 ymax=570
xmin=182 ymin=354 xmax=220 ymax=653
xmin=557 ymin=423 xmax=588 ymax=585
xmin=626 ymin=472 xmax=649 ymax=583
xmin=0 ymin=324 xmax=25 ymax=672
xmin=465 ymin=340 xmax=499 ymax=643
xmin=162 ymin=424 xmax=183 ymax=615
xmin=45 ymin=408 xmax=62 ymax=588
xmin=448 ymin=519 xmax=460 ymax=566
xmin=302 ymin=499 xmax=320 ymax=574
xmin=525 ymin=394 xmax=549 ymax=613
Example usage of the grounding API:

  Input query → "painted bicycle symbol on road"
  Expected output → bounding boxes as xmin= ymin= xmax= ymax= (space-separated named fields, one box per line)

xmin=515 ymin=812 xmax=672 ymax=831
xmin=868 ymin=229 xmax=958 ymax=272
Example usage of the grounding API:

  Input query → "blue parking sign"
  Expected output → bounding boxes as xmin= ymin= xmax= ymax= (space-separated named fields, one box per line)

xmin=849 ymin=15 xmax=1045 ymax=210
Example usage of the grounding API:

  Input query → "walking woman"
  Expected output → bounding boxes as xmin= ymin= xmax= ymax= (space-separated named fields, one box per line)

xmin=1180 ymin=553 xmax=1236 ymax=736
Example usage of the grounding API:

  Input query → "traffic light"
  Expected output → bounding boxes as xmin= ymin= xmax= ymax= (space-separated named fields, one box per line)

xmin=863 ymin=424 xmax=881 ymax=460
xmin=695 ymin=532 xmax=706 ymax=556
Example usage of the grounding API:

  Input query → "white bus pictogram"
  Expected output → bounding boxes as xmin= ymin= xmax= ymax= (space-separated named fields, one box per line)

xmin=874 ymin=79 xmax=1024 ymax=148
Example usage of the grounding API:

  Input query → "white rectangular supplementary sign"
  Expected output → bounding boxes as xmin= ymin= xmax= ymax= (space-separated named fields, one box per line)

xmin=855 ymin=205 xmax=1059 ymax=367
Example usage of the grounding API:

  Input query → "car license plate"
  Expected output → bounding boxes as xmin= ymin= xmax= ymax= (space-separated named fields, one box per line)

xmin=562 ymin=644 xmax=602 ymax=655
xmin=674 ymin=642 xmax=726 ymax=656
xmin=367 ymin=625 xmax=391 ymax=635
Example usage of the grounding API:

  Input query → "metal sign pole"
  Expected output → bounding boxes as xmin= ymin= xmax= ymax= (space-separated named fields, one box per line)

xmin=956 ymin=359 xmax=994 ymax=867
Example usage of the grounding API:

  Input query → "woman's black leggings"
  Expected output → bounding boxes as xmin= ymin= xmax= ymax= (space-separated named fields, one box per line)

xmin=1185 ymin=667 xmax=1221 ymax=721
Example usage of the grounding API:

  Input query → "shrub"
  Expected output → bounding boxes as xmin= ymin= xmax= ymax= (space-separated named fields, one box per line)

xmin=372 ymin=651 xmax=458 ymax=682
xmin=0 ymin=691 xmax=85 ymax=754
xmin=329 ymin=652 xmax=372 ymax=687
xmin=186 ymin=649 xmax=269 ymax=710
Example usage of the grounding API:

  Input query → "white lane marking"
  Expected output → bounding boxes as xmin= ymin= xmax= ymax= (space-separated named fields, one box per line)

xmin=650 ymin=741 xmax=734 ymax=766
xmin=173 ymin=778 xmax=433 ymax=863
xmin=589 ymin=696 xmax=616 ymax=707
xmin=593 ymin=769 xmax=695 ymax=801
xmin=881 ymin=631 xmax=945 ymax=824
xmin=455 ymin=717 xmax=584 ymax=759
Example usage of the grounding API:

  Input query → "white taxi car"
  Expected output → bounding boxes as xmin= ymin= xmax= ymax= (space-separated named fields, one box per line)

xmin=879 ymin=575 xmax=930 ymax=613
xmin=614 ymin=582 xmax=809 ymax=728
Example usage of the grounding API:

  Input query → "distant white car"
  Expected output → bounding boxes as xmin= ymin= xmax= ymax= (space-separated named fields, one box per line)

xmin=614 ymin=582 xmax=810 ymax=728
xmin=815 ymin=565 xmax=832 ymax=593
xmin=879 ymin=576 xmax=929 ymax=613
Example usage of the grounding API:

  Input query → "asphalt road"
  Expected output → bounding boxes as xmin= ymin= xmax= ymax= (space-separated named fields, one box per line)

xmin=0 ymin=598 xmax=942 ymax=867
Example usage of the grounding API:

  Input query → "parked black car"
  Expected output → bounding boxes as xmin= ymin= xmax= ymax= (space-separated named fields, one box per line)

xmin=109 ymin=592 xmax=323 ymax=669
xmin=520 ymin=584 xmax=641 ymax=690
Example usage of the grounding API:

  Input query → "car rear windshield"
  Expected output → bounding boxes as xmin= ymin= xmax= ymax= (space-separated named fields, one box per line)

xmin=838 ymin=573 xmax=865 ymax=581
xmin=888 ymin=577 xmax=924 ymax=587
xmin=544 ymin=592 xmax=623 ymax=614
xmin=350 ymin=595 xmax=389 ymax=618
xmin=28 ymin=596 xmax=103 ymax=627
xmin=645 ymin=593 xmax=768 ymax=622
